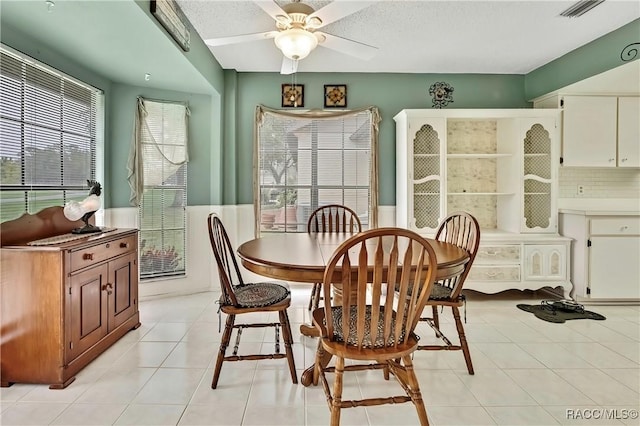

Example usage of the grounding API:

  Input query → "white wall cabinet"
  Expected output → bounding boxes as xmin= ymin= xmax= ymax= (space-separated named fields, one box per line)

xmin=617 ymin=97 xmax=640 ymax=168
xmin=395 ymin=109 xmax=571 ymax=297
xmin=559 ymin=213 xmax=640 ymax=300
xmin=561 ymin=95 xmax=640 ymax=168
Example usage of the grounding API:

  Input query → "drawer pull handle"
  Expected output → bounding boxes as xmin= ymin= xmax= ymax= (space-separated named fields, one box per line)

xmin=485 ymin=251 xmax=497 ymax=256
xmin=102 ymin=283 xmax=113 ymax=295
xmin=120 ymin=242 xmax=129 ymax=248
xmin=485 ymin=271 xmax=499 ymax=277
xmin=83 ymin=253 xmax=94 ymax=260
xmin=620 ymin=225 xmax=629 ymax=231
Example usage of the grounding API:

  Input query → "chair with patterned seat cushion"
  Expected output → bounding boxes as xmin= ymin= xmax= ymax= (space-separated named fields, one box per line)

xmin=207 ymin=213 xmax=297 ymax=389
xmin=418 ymin=211 xmax=480 ymax=375
xmin=311 ymin=227 xmax=438 ymax=425
xmin=307 ymin=204 xmax=362 ymax=312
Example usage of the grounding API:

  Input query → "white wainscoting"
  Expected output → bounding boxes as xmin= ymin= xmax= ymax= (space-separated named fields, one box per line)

xmin=102 ymin=205 xmax=397 ymax=299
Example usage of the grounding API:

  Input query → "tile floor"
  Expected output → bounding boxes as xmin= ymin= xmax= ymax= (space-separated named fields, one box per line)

xmin=1 ymin=287 xmax=638 ymax=426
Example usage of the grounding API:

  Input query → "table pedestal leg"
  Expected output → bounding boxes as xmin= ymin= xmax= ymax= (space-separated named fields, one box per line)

xmin=300 ymin=323 xmax=319 ymax=337
xmin=301 ymin=342 xmax=332 ymax=387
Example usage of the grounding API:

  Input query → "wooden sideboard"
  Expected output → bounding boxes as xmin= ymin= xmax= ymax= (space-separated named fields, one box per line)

xmin=1 ymin=211 xmax=140 ymax=389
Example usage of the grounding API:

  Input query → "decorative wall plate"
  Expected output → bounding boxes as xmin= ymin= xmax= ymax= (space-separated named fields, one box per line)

xmin=429 ymin=82 xmax=454 ymax=108
xmin=324 ymin=84 xmax=347 ymax=108
xmin=282 ymin=84 xmax=304 ymax=108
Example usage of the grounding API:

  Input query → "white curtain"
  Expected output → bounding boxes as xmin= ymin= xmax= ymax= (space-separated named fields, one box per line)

xmin=127 ymin=97 xmax=190 ymax=206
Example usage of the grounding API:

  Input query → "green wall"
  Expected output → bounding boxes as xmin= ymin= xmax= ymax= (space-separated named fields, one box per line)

xmin=109 ymin=84 xmax=218 ymax=207
xmin=232 ymin=72 xmax=529 ymax=206
xmin=525 ymin=19 xmax=640 ymax=99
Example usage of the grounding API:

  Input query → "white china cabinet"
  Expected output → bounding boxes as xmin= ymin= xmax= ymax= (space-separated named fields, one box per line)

xmin=395 ymin=109 xmax=572 ymax=298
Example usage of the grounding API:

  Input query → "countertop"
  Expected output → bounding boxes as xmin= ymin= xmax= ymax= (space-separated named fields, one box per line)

xmin=558 ymin=198 xmax=640 ymax=216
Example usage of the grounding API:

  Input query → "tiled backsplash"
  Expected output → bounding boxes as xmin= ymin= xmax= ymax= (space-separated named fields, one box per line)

xmin=559 ymin=167 xmax=640 ymax=198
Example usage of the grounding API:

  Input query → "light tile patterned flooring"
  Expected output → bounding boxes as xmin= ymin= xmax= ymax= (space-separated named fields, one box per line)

xmin=1 ymin=287 xmax=639 ymax=425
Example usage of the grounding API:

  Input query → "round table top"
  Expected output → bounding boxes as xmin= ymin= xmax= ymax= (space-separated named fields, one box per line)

xmin=237 ymin=232 xmax=469 ymax=283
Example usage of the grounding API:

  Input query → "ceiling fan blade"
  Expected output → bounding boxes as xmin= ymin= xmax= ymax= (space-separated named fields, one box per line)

xmin=308 ymin=1 xmax=378 ymax=28
xmin=280 ymin=57 xmax=298 ymax=75
xmin=254 ymin=0 xmax=289 ymax=23
xmin=204 ymin=31 xmax=278 ymax=47
xmin=316 ymin=32 xmax=378 ymax=60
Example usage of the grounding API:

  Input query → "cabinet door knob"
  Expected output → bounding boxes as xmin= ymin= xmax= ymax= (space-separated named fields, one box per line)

xmin=621 ymin=225 xmax=629 ymax=231
xmin=120 ymin=242 xmax=129 ymax=248
xmin=621 ymin=158 xmax=628 ymax=162
xmin=609 ymin=158 xmax=615 ymax=162
xmin=102 ymin=283 xmax=113 ymax=295
xmin=83 ymin=253 xmax=94 ymax=260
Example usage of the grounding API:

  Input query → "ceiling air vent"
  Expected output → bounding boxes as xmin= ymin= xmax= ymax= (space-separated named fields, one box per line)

xmin=559 ymin=0 xmax=606 ymax=17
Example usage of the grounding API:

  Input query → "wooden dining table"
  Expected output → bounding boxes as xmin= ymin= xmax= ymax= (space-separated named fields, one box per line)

xmin=236 ymin=231 xmax=470 ymax=386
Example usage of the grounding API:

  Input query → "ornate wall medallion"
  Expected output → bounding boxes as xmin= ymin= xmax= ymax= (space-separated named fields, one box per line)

xmin=324 ymin=84 xmax=347 ymax=108
xmin=282 ymin=84 xmax=304 ymax=108
xmin=429 ymin=82 xmax=454 ymax=108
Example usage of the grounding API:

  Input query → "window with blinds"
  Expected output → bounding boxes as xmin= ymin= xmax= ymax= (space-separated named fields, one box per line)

xmin=137 ymin=99 xmax=188 ymax=280
xmin=0 ymin=45 xmax=103 ymax=222
xmin=256 ymin=107 xmax=377 ymax=234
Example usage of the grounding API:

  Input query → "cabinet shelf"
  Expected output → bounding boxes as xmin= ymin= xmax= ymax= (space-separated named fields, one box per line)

xmin=447 ymin=153 xmax=512 ymax=158
xmin=447 ymin=192 xmax=515 ymax=196
xmin=524 ymin=153 xmax=550 ymax=157
xmin=524 ymin=192 xmax=550 ymax=195
xmin=414 ymin=153 xmax=439 ymax=158
xmin=415 ymin=192 xmax=440 ymax=196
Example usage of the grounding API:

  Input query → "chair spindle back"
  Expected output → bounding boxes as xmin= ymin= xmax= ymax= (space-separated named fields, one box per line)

xmin=322 ymin=228 xmax=438 ymax=350
xmin=208 ymin=213 xmax=244 ymax=306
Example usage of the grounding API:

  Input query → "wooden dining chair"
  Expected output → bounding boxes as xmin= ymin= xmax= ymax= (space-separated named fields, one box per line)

xmin=311 ymin=227 xmax=438 ymax=426
xmin=307 ymin=204 xmax=362 ymax=312
xmin=418 ymin=211 xmax=480 ymax=375
xmin=207 ymin=213 xmax=297 ymax=388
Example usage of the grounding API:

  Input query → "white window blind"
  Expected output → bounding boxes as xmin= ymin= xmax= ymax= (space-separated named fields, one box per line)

xmin=135 ymin=98 xmax=188 ymax=280
xmin=0 ymin=45 xmax=103 ymax=222
xmin=255 ymin=106 xmax=379 ymax=234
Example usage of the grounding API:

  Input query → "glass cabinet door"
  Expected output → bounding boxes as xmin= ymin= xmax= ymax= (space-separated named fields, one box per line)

xmin=522 ymin=119 xmax=555 ymax=232
xmin=412 ymin=122 xmax=442 ymax=231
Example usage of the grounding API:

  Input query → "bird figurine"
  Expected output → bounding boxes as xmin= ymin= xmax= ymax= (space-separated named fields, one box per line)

xmin=64 ymin=180 xmax=102 ymax=234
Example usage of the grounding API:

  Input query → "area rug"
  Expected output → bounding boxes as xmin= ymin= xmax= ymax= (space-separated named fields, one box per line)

xmin=517 ymin=302 xmax=606 ymax=323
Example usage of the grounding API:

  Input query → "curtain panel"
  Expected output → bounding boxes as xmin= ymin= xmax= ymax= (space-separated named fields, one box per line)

xmin=127 ymin=97 xmax=190 ymax=206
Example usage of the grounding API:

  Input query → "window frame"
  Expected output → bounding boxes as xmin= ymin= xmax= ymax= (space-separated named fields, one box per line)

xmin=254 ymin=105 xmax=380 ymax=236
xmin=134 ymin=97 xmax=189 ymax=281
xmin=0 ymin=44 xmax=104 ymax=223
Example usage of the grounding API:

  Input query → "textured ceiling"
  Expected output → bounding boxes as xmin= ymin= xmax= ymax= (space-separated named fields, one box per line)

xmin=1 ymin=0 xmax=637 ymax=95
xmin=179 ymin=0 xmax=640 ymax=74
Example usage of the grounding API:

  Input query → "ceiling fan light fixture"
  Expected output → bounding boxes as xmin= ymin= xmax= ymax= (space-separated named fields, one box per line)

xmin=274 ymin=28 xmax=318 ymax=60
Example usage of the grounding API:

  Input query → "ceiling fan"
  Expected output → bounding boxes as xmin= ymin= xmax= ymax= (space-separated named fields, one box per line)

xmin=203 ymin=0 xmax=379 ymax=74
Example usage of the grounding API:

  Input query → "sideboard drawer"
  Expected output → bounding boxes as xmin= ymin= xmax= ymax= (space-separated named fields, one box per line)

xmin=590 ymin=218 xmax=640 ymax=236
xmin=467 ymin=265 xmax=521 ymax=282
xmin=70 ymin=235 xmax=136 ymax=272
xmin=475 ymin=245 xmax=521 ymax=264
